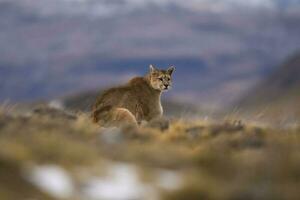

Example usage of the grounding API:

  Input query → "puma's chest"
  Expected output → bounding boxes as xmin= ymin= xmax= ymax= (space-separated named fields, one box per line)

xmin=137 ymin=93 xmax=163 ymax=120
xmin=150 ymin=97 xmax=163 ymax=118
xmin=158 ymin=101 xmax=163 ymax=116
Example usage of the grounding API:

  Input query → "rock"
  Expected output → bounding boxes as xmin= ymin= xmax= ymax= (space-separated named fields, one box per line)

xmin=32 ymin=105 xmax=77 ymax=120
xmin=99 ymin=127 xmax=123 ymax=145
xmin=145 ymin=117 xmax=170 ymax=131
xmin=185 ymin=126 xmax=205 ymax=139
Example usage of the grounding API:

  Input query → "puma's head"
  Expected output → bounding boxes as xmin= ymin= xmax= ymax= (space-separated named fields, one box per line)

xmin=148 ymin=65 xmax=175 ymax=91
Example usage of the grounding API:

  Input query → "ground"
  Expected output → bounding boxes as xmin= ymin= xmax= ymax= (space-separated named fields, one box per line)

xmin=0 ymin=104 xmax=299 ymax=200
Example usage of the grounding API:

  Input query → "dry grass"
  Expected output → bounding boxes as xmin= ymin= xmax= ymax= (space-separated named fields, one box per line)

xmin=0 ymin=105 xmax=299 ymax=199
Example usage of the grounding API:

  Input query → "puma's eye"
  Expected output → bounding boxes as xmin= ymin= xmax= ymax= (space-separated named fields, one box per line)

xmin=167 ymin=78 xmax=170 ymax=81
xmin=159 ymin=78 xmax=163 ymax=81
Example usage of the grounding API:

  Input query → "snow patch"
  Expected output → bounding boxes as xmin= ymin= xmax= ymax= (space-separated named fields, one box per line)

xmin=48 ymin=99 xmax=64 ymax=110
xmin=27 ymin=165 xmax=74 ymax=199
xmin=81 ymin=163 xmax=150 ymax=200
xmin=156 ymin=170 xmax=183 ymax=190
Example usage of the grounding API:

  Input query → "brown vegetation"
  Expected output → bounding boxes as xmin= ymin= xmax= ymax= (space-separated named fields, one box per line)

xmin=0 ymin=105 xmax=299 ymax=199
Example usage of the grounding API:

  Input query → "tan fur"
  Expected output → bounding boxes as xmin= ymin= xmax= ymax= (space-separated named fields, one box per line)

xmin=92 ymin=65 xmax=175 ymax=127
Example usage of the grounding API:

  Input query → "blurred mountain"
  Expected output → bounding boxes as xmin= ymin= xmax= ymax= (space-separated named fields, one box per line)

xmin=1 ymin=0 xmax=300 ymax=109
xmin=4 ymin=0 xmax=300 ymax=16
xmin=236 ymin=52 xmax=300 ymax=120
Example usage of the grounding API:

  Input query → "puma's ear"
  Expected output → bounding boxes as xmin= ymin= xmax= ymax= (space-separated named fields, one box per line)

xmin=167 ymin=66 xmax=175 ymax=75
xmin=149 ymin=64 xmax=158 ymax=73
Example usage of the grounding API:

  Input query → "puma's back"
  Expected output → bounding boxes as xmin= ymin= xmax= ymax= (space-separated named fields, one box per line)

xmin=92 ymin=65 xmax=175 ymax=127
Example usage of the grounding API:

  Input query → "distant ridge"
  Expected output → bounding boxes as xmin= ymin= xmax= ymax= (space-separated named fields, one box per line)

xmin=4 ymin=0 xmax=298 ymax=16
xmin=236 ymin=52 xmax=300 ymax=120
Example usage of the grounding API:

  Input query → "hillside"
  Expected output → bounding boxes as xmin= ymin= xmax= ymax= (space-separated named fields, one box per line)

xmin=236 ymin=53 xmax=300 ymax=121
xmin=0 ymin=104 xmax=299 ymax=199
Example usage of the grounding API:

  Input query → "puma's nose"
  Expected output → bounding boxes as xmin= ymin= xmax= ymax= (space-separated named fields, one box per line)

xmin=164 ymin=84 xmax=169 ymax=89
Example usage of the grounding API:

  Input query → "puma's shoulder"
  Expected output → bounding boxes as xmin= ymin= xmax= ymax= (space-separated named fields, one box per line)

xmin=128 ymin=77 xmax=148 ymax=86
